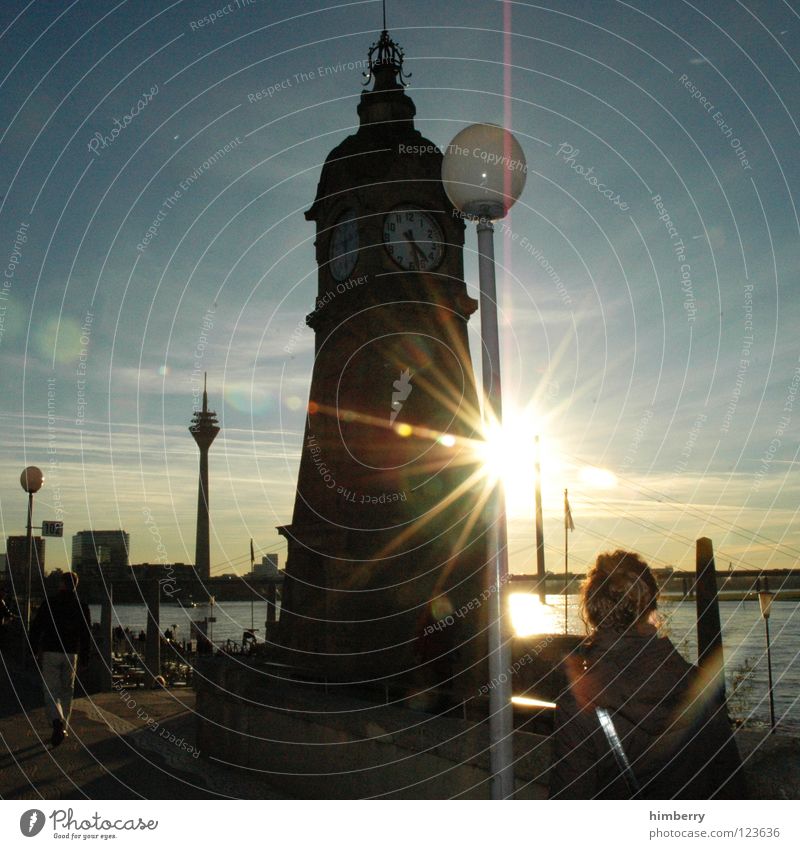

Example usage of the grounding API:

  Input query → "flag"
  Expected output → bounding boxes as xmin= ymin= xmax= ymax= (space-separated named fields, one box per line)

xmin=250 ymin=538 xmax=255 ymax=568
xmin=564 ymin=489 xmax=575 ymax=532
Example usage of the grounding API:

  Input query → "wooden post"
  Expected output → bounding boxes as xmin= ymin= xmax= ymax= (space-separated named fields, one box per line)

xmin=144 ymin=577 xmax=161 ymax=685
xmin=99 ymin=584 xmax=113 ymax=691
xmin=695 ymin=537 xmax=725 ymax=699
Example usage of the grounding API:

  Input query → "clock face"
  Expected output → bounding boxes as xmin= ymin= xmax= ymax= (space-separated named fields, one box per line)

xmin=329 ymin=209 xmax=359 ymax=281
xmin=383 ymin=206 xmax=445 ymax=271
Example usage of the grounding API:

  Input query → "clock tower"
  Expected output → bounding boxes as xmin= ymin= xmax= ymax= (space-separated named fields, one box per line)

xmin=278 ymin=27 xmax=489 ymax=689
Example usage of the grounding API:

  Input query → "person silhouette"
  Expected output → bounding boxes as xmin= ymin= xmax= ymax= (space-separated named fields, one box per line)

xmin=549 ymin=550 xmax=745 ymax=799
xmin=29 ymin=572 xmax=92 ymax=747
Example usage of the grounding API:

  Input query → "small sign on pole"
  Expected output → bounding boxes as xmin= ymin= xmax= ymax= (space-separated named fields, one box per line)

xmin=41 ymin=520 xmax=63 ymax=537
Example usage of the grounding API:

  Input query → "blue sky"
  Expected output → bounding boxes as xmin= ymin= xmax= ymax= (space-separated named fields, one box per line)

xmin=1 ymin=0 xmax=798 ymax=577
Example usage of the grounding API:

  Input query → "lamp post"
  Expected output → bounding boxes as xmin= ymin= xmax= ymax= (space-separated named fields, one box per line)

xmin=442 ymin=123 xmax=526 ymax=800
xmin=19 ymin=466 xmax=44 ymax=635
xmin=758 ymin=591 xmax=776 ymax=732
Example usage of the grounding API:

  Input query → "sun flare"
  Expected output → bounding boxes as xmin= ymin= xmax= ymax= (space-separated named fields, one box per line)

xmin=475 ymin=405 xmax=563 ymax=518
xmin=579 ymin=466 xmax=617 ymax=489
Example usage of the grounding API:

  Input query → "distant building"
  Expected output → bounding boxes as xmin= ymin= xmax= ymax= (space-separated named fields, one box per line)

xmin=72 ymin=530 xmax=130 ymax=581
xmin=253 ymin=554 xmax=280 ymax=579
xmin=4 ymin=535 xmax=46 ymax=590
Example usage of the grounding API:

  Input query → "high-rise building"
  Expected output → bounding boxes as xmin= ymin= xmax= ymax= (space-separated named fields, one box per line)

xmin=72 ymin=530 xmax=130 ymax=580
xmin=253 ymin=554 xmax=280 ymax=579
xmin=189 ymin=374 xmax=219 ymax=584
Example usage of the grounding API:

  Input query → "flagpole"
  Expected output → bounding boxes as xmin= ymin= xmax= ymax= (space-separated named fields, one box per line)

xmin=250 ymin=538 xmax=255 ymax=631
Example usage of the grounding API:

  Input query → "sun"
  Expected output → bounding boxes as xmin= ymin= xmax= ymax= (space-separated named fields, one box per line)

xmin=474 ymin=403 xmax=563 ymax=518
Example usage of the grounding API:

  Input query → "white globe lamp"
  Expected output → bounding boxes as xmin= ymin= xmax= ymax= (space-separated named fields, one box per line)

xmin=442 ymin=123 xmax=526 ymax=220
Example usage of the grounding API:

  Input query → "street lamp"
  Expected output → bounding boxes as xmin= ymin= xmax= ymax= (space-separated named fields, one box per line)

xmin=758 ymin=591 xmax=776 ymax=733
xmin=19 ymin=466 xmax=44 ymax=634
xmin=442 ymin=123 xmax=526 ymax=800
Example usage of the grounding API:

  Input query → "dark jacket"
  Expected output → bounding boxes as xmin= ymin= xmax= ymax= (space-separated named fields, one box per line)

xmin=549 ymin=629 xmax=746 ymax=799
xmin=29 ymin=589 xmax=92 ymax=663
xmin=0 ymin=595 xmax=13 ymax=624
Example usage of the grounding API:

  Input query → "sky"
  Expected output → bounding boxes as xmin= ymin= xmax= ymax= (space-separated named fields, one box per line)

xmin=0 ymin=0 xmax=798 ymax=578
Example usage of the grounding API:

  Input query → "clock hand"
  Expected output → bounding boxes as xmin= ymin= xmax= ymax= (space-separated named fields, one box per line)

xmin=403 ymin=230 xmax=428 ymax=268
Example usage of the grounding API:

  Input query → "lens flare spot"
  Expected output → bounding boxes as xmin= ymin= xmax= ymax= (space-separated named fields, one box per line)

xmin=579 ymin=466 xmax=617 ymax=489
xmin=438 ymin=433 xmax=456 ymax=447
xmin=158 ymin=365 xmax=169 ymax=377
xmin=308 ymin=400 xmax=319 ymax=414
xmin=285 ymin=395 xmax=303 ymax=411
xmin=37 ymin=315 xmax=83 ymax=365
xmin=396 ymin=422 xmax=413 ymax=437
xmin=430 ymin=596 xmax=453 ymax=620
xmin=224 ymin=383 xmax=275 ymax=414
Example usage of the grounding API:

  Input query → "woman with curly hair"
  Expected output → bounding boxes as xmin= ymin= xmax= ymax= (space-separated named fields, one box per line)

xmin=549 ymin=549 xmax=745 ymax=799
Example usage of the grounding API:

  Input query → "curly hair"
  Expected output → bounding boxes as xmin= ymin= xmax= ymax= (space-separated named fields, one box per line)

xmin=580 ymin=549 xmax=659 ymax=634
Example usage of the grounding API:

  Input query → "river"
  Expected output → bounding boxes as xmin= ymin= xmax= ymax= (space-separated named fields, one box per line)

xmin=90 ymin=595 xmax=799 ymax=731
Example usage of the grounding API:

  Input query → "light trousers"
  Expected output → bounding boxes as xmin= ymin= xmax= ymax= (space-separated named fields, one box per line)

xmin=41 ymin=651 xmax=77 ymax=725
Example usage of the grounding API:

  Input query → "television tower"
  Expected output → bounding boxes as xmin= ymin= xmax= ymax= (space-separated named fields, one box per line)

xmin=189 ymin=374 xmax=219 ymax=583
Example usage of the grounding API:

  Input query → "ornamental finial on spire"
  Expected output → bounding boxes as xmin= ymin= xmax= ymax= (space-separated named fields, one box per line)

xmin=362 ymin=2 xmax=410 ymax=87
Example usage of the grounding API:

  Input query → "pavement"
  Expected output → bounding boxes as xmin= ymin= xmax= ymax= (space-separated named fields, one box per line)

xmin=0 ymin=653 xmax=287 ymax=799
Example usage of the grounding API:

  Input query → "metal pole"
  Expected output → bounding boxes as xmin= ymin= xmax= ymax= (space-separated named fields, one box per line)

xmin=564 ymin=490 xmax=568 ymax=635
xmin=764 ymin=616 xmax=776 ymax=733
xmin=476 ymin=219 xmax=514 ymax=800
xmin=144 ymin=577 xmax=161 ymax=685
xmin=100 ymin=585 xmax=113 ymax=691
xmin=534 ymin=436 xmax=545 ymax=605
xmin=24 ymin=491 xmax=34 ymax=635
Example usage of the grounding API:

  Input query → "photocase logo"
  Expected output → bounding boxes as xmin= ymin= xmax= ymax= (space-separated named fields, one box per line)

xmin=390 ymin=368 xmax=413 ymax=423
xmin=20 ymin=810 xmax=46 ymax=837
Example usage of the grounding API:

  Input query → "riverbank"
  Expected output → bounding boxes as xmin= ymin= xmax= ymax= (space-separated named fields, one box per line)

xmin=3 ymin=650 xmax=797 ymax=799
